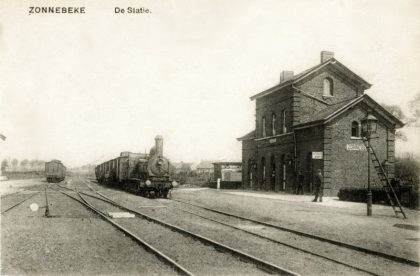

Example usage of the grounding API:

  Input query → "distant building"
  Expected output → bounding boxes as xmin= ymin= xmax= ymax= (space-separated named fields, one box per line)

xmin=238 ymin=51 xmax=403 ymax=196
xmin=171 ymin=162 xmax=193 ymax=174
xmin=196 ymin=160 xmax=219 ymax=174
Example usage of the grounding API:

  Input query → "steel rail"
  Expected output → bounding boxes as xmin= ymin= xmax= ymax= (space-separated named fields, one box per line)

xmin=173 ymin=199 xmax=420 ymax=267
xmin=83 ymin=180 xmax=417 ymax=268
xmin=57 ymin=189 xmax=195 ymax=276
xmin=83 ymin=189 xmax=380 ymax=275
xmin=172 ymin=206 xmax=380 ymax=276
xmin=79 ymin=188 xmax=299 ymax=276
xmin=1 ymin=192 xmax=40 ymax=215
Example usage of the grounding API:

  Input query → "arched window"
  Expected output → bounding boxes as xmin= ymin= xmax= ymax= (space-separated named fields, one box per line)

xmin=262 ymin=116 xmax=266 ymax=137
xmin=351 ymin=121 xmax=360 ymax=137
xmin=262 ymin=157 xmax=266 ymax=182
xmin=323 ymin=78 xmax=333 ymax=96
xmin=282 ymin=109 xmax=287 ymax=133
xmin=272 ymin=113 xmax=277 ymax=135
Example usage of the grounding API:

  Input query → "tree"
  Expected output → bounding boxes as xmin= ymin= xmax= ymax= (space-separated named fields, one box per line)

xmin=395 ymin=154 xmax=419 ymax=184
xmin=29 ymin=160 xmax=37 ymax=169
xmin=1 ymin=159 xmax=8 ymax=170
xmin=408 ymin=92 xmax=420 ymax=126
xmin=20 ymin=159 xmax=29 ymax=170
xmin=381 ymin=103 xmax=407 ymax=141
xmin=35 ymin=160 xmax=45 ymax=170
xmin=382 ymin=104 xmax=405 ymax=121
xmin=11 ymin=158 xmax=18 ymax=170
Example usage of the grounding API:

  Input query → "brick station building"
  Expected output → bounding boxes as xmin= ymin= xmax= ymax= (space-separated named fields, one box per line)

xmin=238 ymin=51 xmax=404 ymax=196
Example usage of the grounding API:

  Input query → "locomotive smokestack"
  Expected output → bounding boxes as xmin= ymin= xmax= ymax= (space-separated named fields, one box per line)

xmin=155 ymin=135 xmax=163 ymax=156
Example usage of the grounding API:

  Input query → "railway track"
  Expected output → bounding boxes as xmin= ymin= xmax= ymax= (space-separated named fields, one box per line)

xmin=84 ymin=179 xmax=418 ymax=275
xmin=1 ymin=191 xmax=40 ymax=215
xmin=56 ymin=189 xmax=194 ymax=276
xmin=170 ymin=199 xmax=420 ymax=267
xmin=54 ymin=184 xmax=298 ymax=276
xmin=76 ymin=179 xmax=419 ymax=275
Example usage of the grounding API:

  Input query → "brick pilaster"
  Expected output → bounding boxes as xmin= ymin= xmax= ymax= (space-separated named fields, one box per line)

xmin=292 ymin=92 xmax=301 ymax=126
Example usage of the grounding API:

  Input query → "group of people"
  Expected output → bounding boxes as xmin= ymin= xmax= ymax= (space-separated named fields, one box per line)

xmin=295 ymin=169 xmax=323 ymax=202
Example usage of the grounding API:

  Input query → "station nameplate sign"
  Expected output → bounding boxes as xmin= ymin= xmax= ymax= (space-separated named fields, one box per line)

xmin=346 ymin=144 xmax=366 ymax=151
xmin=312 ymin=151 xmax=323 ymax=159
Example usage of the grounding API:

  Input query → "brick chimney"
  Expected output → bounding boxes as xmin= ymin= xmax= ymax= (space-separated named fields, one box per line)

xmin=320 ymin=51 xmax=334 ymax=63
xmin=280 ymin=70 xmax=294 ymax=83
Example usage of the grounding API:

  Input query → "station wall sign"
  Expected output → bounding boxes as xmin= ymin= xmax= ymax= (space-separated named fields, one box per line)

xmin=346 ymin=144 xmax=366 ymax=151
xmin=312 ymin=151 xmax=323 ymax=159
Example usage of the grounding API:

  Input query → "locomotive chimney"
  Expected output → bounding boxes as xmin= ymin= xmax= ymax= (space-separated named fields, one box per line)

xmin=155 ymin=135 xmax=163 ymax=156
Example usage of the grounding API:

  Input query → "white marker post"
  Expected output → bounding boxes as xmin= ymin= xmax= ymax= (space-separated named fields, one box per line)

xmin=0 ymin=133 xmax=8 ymax=181
xmin=217 ymin=178 xmax=221 ymax=190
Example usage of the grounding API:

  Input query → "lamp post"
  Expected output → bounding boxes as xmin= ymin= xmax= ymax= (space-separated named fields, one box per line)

xmin=361 ymin=112 xmax=378 ymax=216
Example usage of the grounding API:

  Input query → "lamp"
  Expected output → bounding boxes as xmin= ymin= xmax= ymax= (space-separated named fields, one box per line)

xmin=361 ymin=114 xmax=378 ymax=138
xmin=361 ymin=112 xmax=378 ymax=216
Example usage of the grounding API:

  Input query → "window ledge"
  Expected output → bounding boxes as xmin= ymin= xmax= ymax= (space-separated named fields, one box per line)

xmin=350 ymin=136 xmax=362 ymax=140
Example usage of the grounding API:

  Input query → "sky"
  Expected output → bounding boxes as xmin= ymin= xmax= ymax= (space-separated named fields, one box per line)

xmin=0 ymin=0 xmax=419 ymax=167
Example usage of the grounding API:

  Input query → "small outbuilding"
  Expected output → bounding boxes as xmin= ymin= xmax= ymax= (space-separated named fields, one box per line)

xmin=210 ymin=162 xmax=242 ymax=189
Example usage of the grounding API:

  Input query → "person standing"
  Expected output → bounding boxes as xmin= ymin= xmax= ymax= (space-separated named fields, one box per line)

xmin=312 ymin=169 xmax=323 ymax=202
xmin=296 ymin=170 xmax=304 ymax=195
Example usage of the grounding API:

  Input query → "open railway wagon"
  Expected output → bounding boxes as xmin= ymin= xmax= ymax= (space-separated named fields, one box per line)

xmin=95 ymin=135 xmax=174 ymax=198
xmin=209 ymin=162 xmax=242 ymax=189
xmin=45 ymin=160 xmax=66 ymax=183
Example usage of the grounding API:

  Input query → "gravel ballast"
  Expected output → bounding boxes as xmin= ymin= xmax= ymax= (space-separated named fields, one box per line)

xmin=81 ymin=193 xmax=272 ymax=275
xmin=1 ymin=187 xmax=177 ymax=275
xmin=92 ymin=181 xmax=419 ymax=276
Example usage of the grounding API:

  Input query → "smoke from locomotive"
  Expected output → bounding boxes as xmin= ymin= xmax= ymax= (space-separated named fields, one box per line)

xmin=95 ymin=135 xmax=173 ymax=198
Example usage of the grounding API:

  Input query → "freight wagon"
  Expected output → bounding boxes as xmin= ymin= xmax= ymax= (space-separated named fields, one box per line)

xmin=45 ymin=160 xmax=66 ymax=183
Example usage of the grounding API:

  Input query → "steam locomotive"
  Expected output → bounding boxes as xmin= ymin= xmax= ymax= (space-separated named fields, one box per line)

xmin=95 ymin=135 xmax=174 ymax=198
xmin=45 ymin=160 xmax=66 ymax=183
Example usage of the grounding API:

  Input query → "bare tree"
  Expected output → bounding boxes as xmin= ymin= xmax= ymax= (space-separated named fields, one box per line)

xmin=408 ymin=92 xmax=420 ymax=126
xmin=29 ymin=160 xmax=37 ymax=169
xmin=11 ymin=158 xmax=18 ymax=170
xmin=35 ymin=160 xmax=45 ymax=170
xmin=382 ymin=103 xmax=407 ymax=141
xmin=1 ymin=159 xmax=8 ymax=171
xmin=20 ymin=159 xmax=29 ymax=171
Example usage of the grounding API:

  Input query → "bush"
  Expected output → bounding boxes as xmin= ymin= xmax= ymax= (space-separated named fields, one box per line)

xmin=395 ymin=155 xmax=419 ymax=186
xmin=338 ymin=186 xmax=418 ymax=209
xmin=395 ymin=154 xmax=419 ymax=209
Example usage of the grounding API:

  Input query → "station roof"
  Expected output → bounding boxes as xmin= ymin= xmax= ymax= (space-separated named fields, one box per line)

xmin=250 ymin=58 xmax=372 ymax=101
xmin=212 ymin=162 xmax=242 ymax=165
xmin=294 ymin=94 xmax=405 ymax=129
xmin=196 ymin=160 xmax=219 ymax=169
xmin=236 ymin=130 xmax=256 ymax=141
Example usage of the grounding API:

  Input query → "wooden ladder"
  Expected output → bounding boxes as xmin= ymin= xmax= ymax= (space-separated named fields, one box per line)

xmin=362 ymin=138 xmax=407 ymax=219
